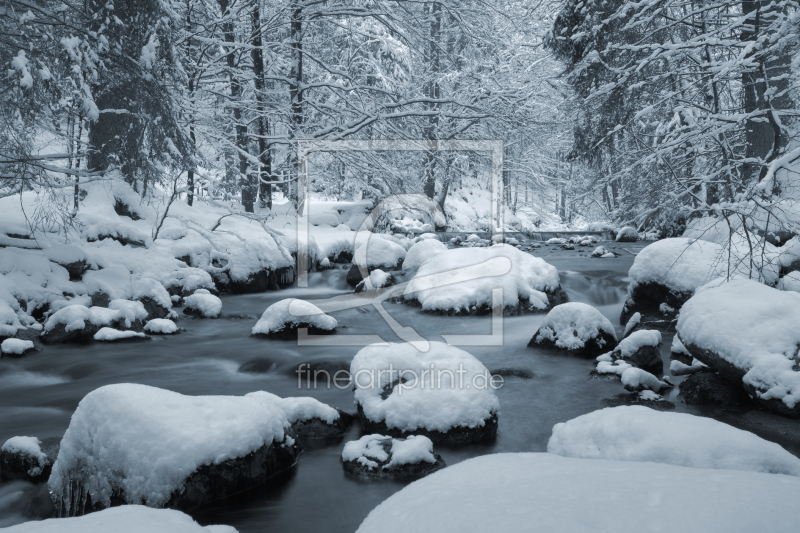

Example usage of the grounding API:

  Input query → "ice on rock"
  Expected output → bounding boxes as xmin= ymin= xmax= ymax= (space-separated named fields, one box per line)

xmin=49 ymin=384 xmax=299 ymax=514
xmin=356 ymin=453 xmax=800 ymax=533
xmin=677 ymin=278 xmax=800 ymax=416
xmin=1 ymin=338 xmax=35 ymax=356
xmin=529 ymin=302 xmax=617 ymax=357
xmin=351 ymin=342 xmax=499 ymax=444
xmin=2 ymin=505 xmax=238 ymax=533
xmin=548 ymin=406 xmax=800 ymax=476
xmin=144 ymin=318 xmax=178 ymax=334
xmin=404 ymin=244 xmax=561 ymax=314
xmin=183 ymin=291 xmax=222 ymax=318
xmin=341 ymin=435 xmax=444 ymax=481
xmin=252 ymin=298 xmax=337 ymax=337
xmin=402 ymin=239 xmax=447 ymax=271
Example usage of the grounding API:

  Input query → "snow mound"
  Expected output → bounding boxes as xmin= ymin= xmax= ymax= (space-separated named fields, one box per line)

xmin=49 ymin=384 xmax=292 ymax=511
xmin=1 ymin=338 xmax=35 ymax=355
xmin=1 ymin=436 xmax=48 ymax=477
xmin=548 ymin=406 xmax=800 ymax=475
xmin=252 ymin=298 xmax=337 ymax=335
xmin=351 ymin=342 xmax=499 ymax=435
xmin=108 ymin=299 xmax=149 ymax=328
xmin=3 ymin=505 xmax=237 ymax=532
xmin=620 ymin=367 xmax=669 ymax=392
xmin=546 ymin=237 xmax=566 ymax=244
xmin=183 ymin=291 xmax=222 ymax=318
xmin=356 ymin=453 xmax=800 ymax=533
xmin=404 ymin=244 xmax=560 ymax=313
xmin=43 ymin=305 xmax=120 ymax=333
xmin=530 ymin=302 xmax=616 ymax=354
xmin=616 ymin=329 xmax=661 ymax=357
xmin=44 ymin=244 xmax=88 ymax=266
xmin=677 ymin=278 xmax=800 ymax=414
xmin=628 ymin=238 xmax=727 ymax=293
xmin=94 ymin=328 xmax=147 ymax=342
xmin=144 ymin=319 xmax=178 ymax=334
xmin=356 ymin=269 xmax=393 ymax=292
xmin=354 ymin=234 xmax=406 ymax=269
xmin=403 ymin=239 xmax=447 ymax=271
xmin=616 ymin=226 xmax=639 ymax=242
xmin=342 ymin=434 xmax=436 ymax=469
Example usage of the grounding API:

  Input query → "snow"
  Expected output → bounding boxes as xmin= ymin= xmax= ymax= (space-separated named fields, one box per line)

xmin=623 ymin=311 xmax=641 ymax=337
xmin=546 ymin=237 xmax=566 ymax=244
xmin=356 ymin=453 xmax=800 ymax=533
xmin=359 ymin=269 xmax=392 ymax=290
xmin=44 ymin=244 xmax=88 ymax=266
xmin=1 ymin=436 xmax=48 ymax=476
xmin=108 ymin=299 xmax=149 ymax=327
xmin=595 ymin=360 xmax=632 ymax=376
xmin=94 ymin=328 xmax=147 ymax=341
xmin=351 ymin=342 xmax=499 ymax=433
xmin=250 ymin=391 xmax=340 ymax=425
xmin=354 ymin=234 xmax=407 ymax=269
xmin=671 ymin=335 xmax=691 ymax=356
xmin=616 ymin=226 xmax=639 ymax=241
xmin=778 ymin=271 xmax=800 ymax=292
xmin=49 ymin=384 xmax=292 ymax=511
xmin=184 ymin=291 xmax=222 ymax=318
xmin=404 ymin=244 xmax=560 ymax=313
xmin=3 ymin=505 xmax=237 ymax=533
xmin=677 ymin=278 xmax=800 ymax=409
xmin=144 ymin=318 xmax=178 ymax=334
xmin=252 ymin=298 xmax=337 ymax=335
xmin=548 ymin=406 xmax=800 ymax=476
xmin=620 ymin=367 xmax=668 ymax=392
xmin=43 ymin=305 xmax=120 ymax=333
xmin=532 ymin=302 xmax=616 ymax=350
xmin=342 ymin=435 xmax=436 ymax=470
xmin=628 ymin=237 xmax=729 ymax=293
xmin=1 ymin=338 xmax=34 ymax=355
xmin=402 ymin=239 xmax=447 ymax=271
xmin=615 ymin=329 xmax=661 ymax=358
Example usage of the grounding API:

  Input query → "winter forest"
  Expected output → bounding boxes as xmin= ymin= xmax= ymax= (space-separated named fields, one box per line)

xmin=2 ymin=0 xmax=800 ymax=531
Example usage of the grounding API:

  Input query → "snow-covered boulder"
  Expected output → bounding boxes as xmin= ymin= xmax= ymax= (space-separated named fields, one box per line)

xmin=252 ymin=298 xmax=337 ymax=339
xmin=548 ymin=406 xmax=800 ymax=475
xmin=160 ymin=268 xmax=216 ymax=297
xmin=108 ymin=299 xmax=149 ymax=329
xmin=94 ymin=327 xmax=148 ymax=342
xmin=528 ymin=303 xmax=617 ymax=358
xmin=341 ymin=435 xmax=445 ymax=481
xmin=44 ymin=244 xmax=90 ymax=281
xmin=620 ymin=237 xmax=726 ymax=324
xmin=82 ymin=266 xmax=172 ymax=319
xmin=403 ymin=239 xmax=447 ymax=272
xmin=355 ymin=269 xmax=395 ymax=293
xmin=677 ymin=278 xmax=800 ymax=417
xmin=403 ymin=244 xmax=563 ymax=315
xmin=615 ymin=226 xmax=639 ymax=242
xmin=48 ymin=384 xmax=301 ymax=515
xmin=183 ymin=290 xmax=222 ymax=318
xmin=351 ymin=342 xmax=500 ymax=445
xmin=41 ymin=305 xmax=122 ymax=344
xmin=599 ymin=329 xmax=663 ymax=376
xmin=144 ymin=318 xmax=179 ymax=335
xmin=2 ymin=505 xmax=238 ymax=533
xmin=355 ymin=235 xmax=407 ymax=270
xmin=620 ymin=367 xmax=671 ymax=393
xmin=355 ymin=453 xmax=800 ymax=533
xmin=1 ymin=338 xmax=35 ymax=357
xmin=546 ymin=237 xmax=566 ymax=244
xmin=1 ymin=436 xmax=60 ymax=483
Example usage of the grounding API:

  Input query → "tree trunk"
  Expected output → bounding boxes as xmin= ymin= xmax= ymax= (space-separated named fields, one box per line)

xmin=288 ymin=1 xmax=304 ymax=206
xmin=423 ymin=2 xmax=441 ymax=200
xmin=251 ymin=1 xmax=272 ymax=209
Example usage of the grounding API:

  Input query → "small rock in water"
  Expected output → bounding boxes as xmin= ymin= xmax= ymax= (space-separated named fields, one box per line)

xmin=678 ymin=372 xmax=754 ymax=407
xmin=603 ymin=393 xmax=675 ymax=410
xmin=341 ymin=434 xmax=446 ymax=481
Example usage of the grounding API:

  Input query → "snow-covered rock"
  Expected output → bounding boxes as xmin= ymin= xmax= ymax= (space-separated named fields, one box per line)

xmin=546 ymin=237 xmax=566 ymax=244
xmin=356 ymin=453 xmax=800 ymax=533
xmin=678 ymin=371 xmax=753 ymax=407
xmin=144 ymin=318 xmax=179 ymax=335
xmin=2 ymin=505 xmax=238 ymax=533
xmin=41 ymin=305 xmax=122 ymax=344
xmin=82 ymin=266 xmax=172 ymax=319
xmin=94 ymin=327 xmax=148 ymax=342
xmin=600 ymin=329 xmax=663 ymax=376
xmin=49 ymin=384 xmax=301 ymax=515
xmin=253 ymin=391 xmax=350 ymax=441
xmin=351 ymin=342 xmax=500 ymax=445
xmin=341 ymin=434 xmax=445 ymax=481
xmin=528 ymin=303 xmax=617 ymax=358
xmin=44 ymin=244 xmax=90 ymax=280
xmin=354 ymin=234 xmax=407 ymax=270
xmin=1 ymin=338 xmax=35 ymax=357
xmin=404 ymin=244 xmax=562 ymax=315
xmin=355 ymin=269 xmax=394 ymax=293
xmin=622 ymin=311 xmax=641 ymax=339
xmin=677 ymin=278 xmax=800 ymax=416
xmin=252 ymin=298 xmax=337 ymax=339
xmin=183 ymin=290 xmax=222 ymax=318
xmin=108 ymin=299 xmax=149 ymax=329
xmin=615 ymin=226 xmax=639 ymax=242
xmin=1 ymin=436 xmax=60 ymax=483
xmin=620 ymin=367 xmax=670 ymax=393
xmin=548 ymin=406 xmax=800 ymax=475
xmin=402 ymin=239 xmax=447 ymax=272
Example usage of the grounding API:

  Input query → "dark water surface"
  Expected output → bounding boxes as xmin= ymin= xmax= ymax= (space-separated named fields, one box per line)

xmin=0 ymin=242 xmax=793 ymax=531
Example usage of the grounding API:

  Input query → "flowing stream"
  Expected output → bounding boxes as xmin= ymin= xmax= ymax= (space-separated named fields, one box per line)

xmin=0 ymin=242 xmax=796 ymax=531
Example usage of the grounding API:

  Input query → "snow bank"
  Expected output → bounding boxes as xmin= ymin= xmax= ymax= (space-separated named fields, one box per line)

xmin=548 ymin=406 xmax=800 ymax=475
xmin=183 ymin=291 xmax=222 ymax=318
xmin=677 ymin=278 xmax=800 ymax=414
xmin=1 ymin=436 xmax=48 ymax=477
xmin=356 ymin=453 xmax=800 ymax=533
xmin=403 ymin=239 xmax=447 ymax=271
xmin=1 ymin=338 xmax=35 ymax=355
xmin=530 ymin=302 xmax=616 ymax=354
xmin=3 ymin=505 xmax=237 ymax=533
xmin=252 ymin=298 xmax=337 ymax=335
xmin=94 ymin=328 xmax=147 ymax=342
xmin=404 ymin=244 xmax=560 ymax=313
xmin=49 ymin=384 xmax=292 ymax=511
xmin=144 ymin=319 xmax=178 ymax=334
xmin=351 ymin=342 xmax=499 ymax=436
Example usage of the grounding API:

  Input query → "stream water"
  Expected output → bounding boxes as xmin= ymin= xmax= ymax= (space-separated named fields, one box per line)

xmin=0 ymin=242 xmax=796 ymax=531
